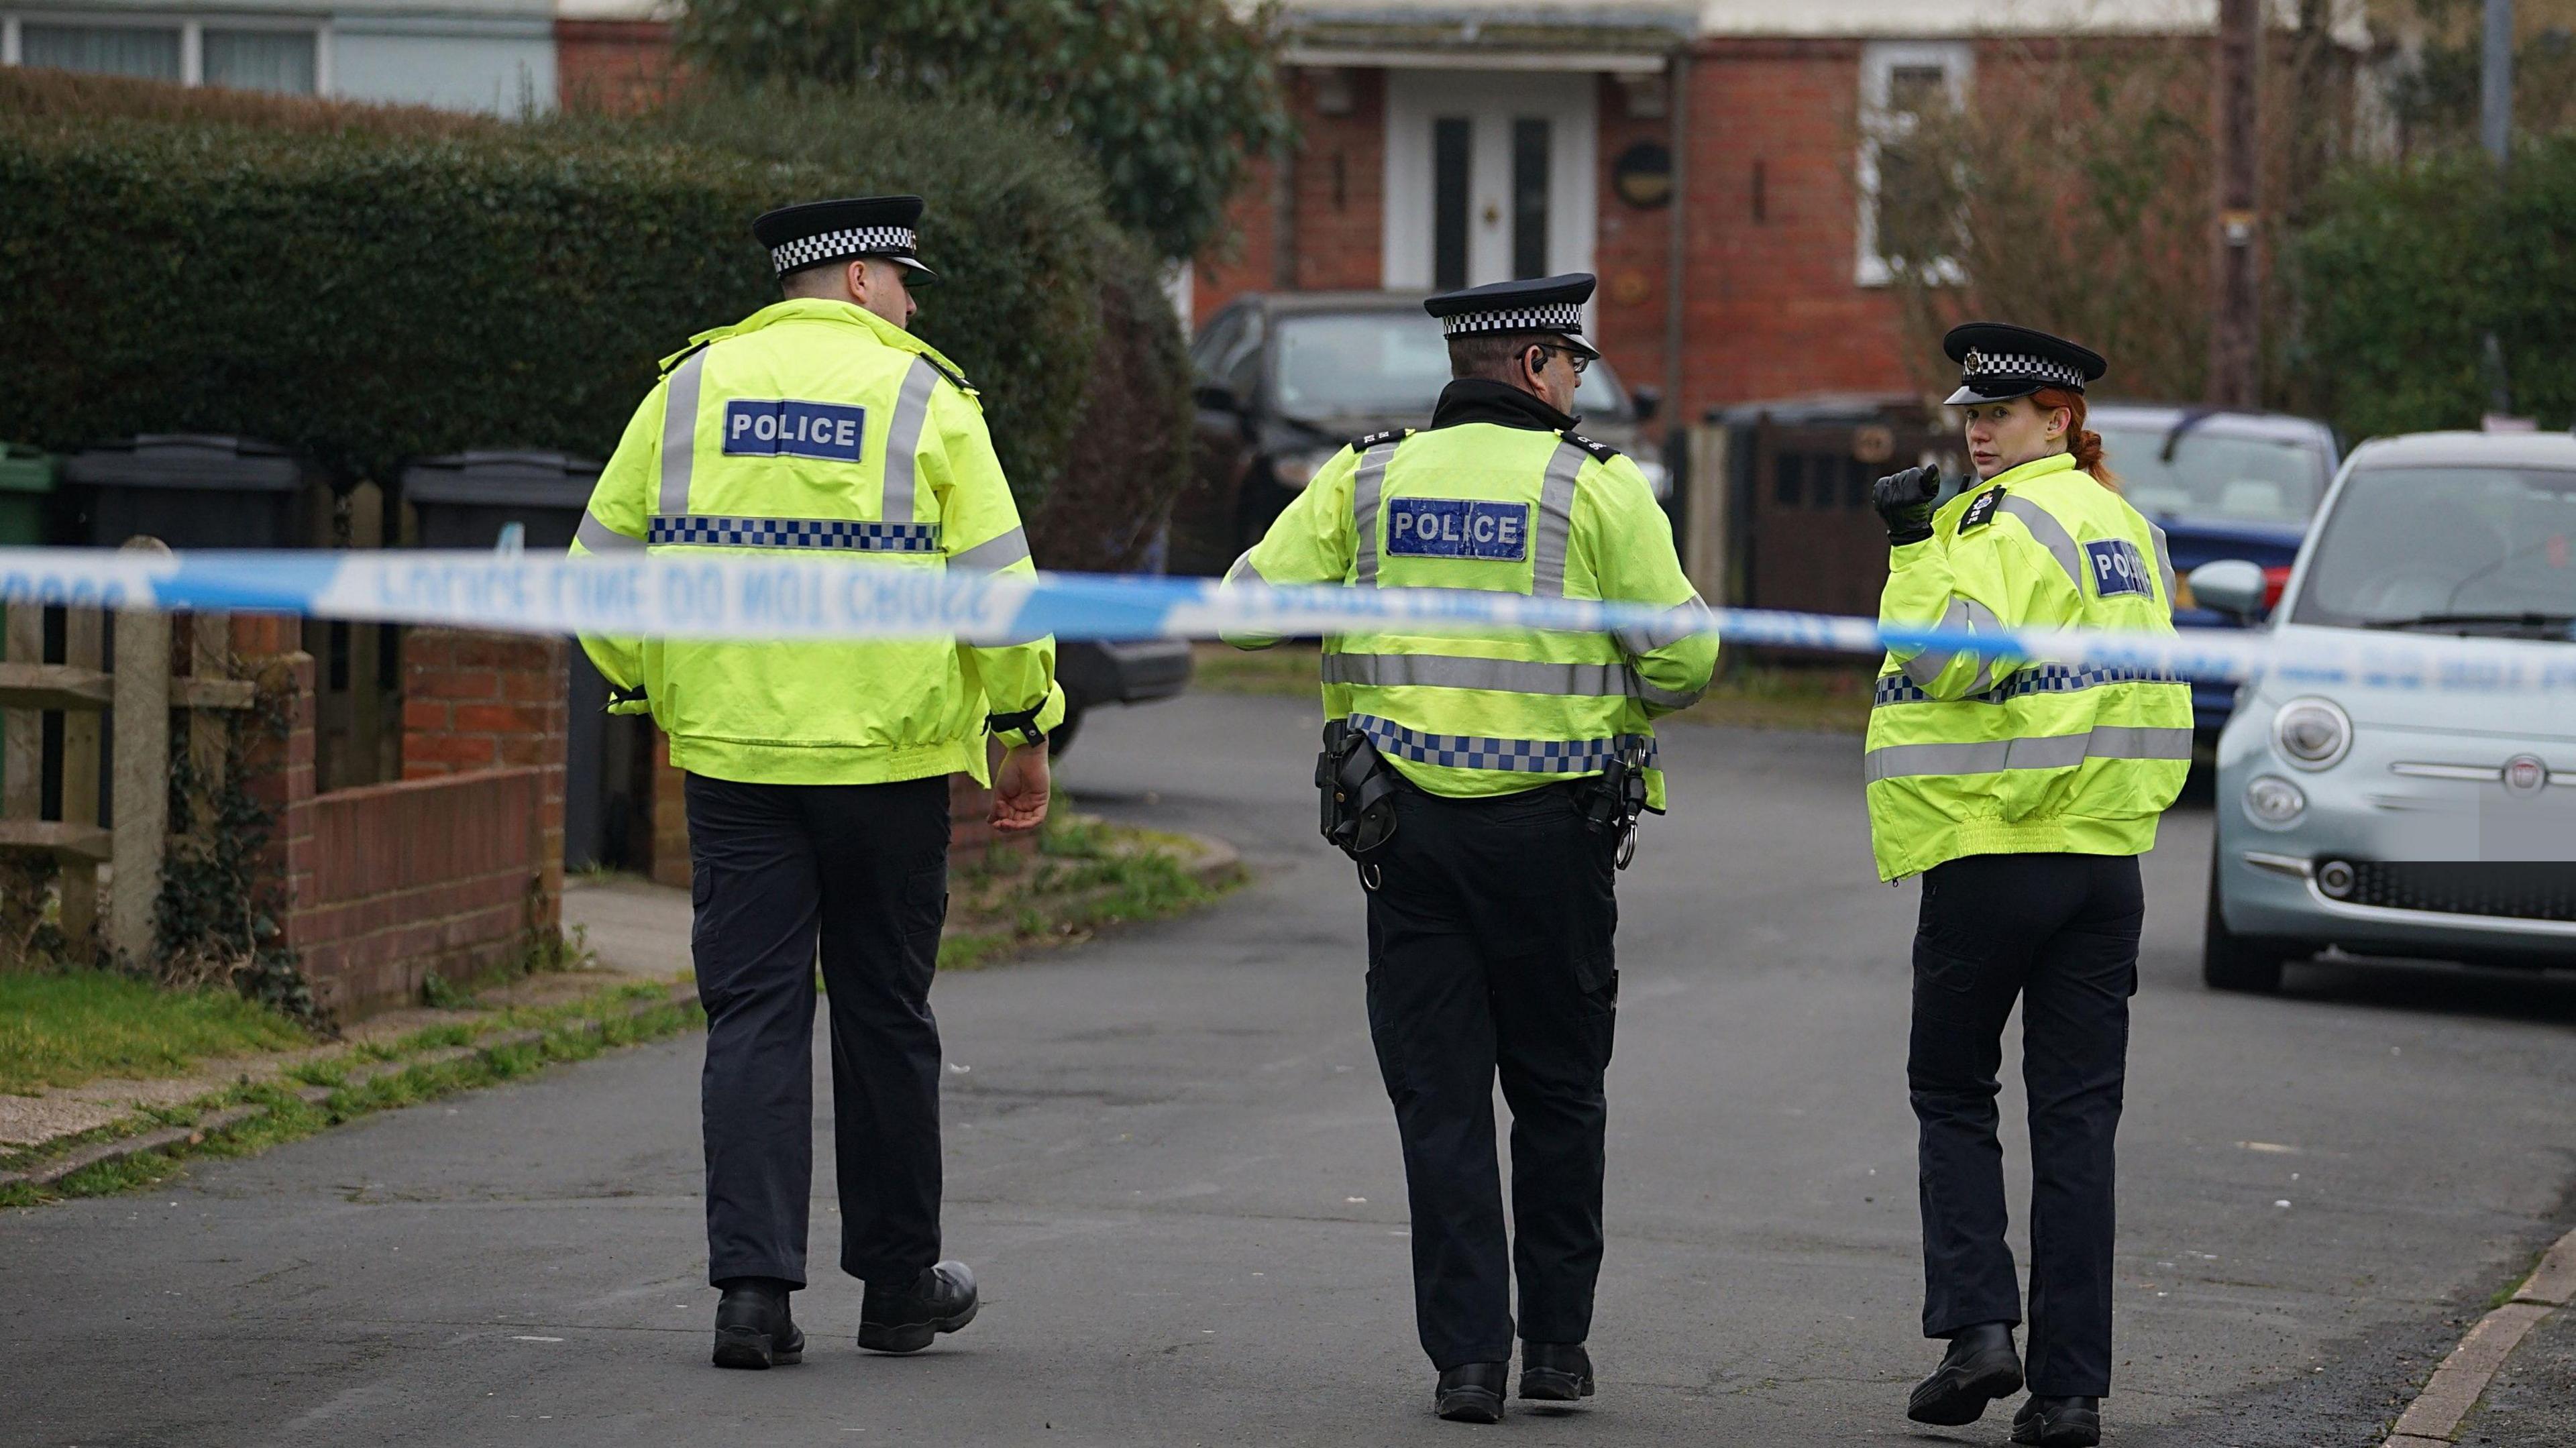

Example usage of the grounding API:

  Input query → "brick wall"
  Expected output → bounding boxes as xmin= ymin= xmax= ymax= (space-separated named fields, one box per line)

xmin=1194 ymin=66 xmax=1387 ymax=321
xmin=555 ymin=18 xmax=680 ymax=113
xmin=230 ymin=623 xmax=568 ymax=1019
xmin=295 ymin=769 xmax=547 ymax=1012
xmin=1676 ymin=40 xmax=1914 ymax=418
xmin=1592 ymin=72 xmax=1675 ymax=401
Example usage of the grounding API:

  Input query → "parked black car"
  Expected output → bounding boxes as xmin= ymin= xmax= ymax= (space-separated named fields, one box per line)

xmin=1173 ymin=290 xmax=1664 ymax=576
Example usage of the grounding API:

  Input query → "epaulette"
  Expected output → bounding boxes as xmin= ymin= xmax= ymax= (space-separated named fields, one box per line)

xmin=1561 ymin=429 xmax=1623 ymax=463
xmin=918 ymin=352 xmax=975 ymax=395
xmin=656 ymin=339 xmax=711 ymax=379
xmin=1959 ymin=486 xmax=2006 ymax=531
xmin=1352 ymin=428 xmax=1411 ymax=452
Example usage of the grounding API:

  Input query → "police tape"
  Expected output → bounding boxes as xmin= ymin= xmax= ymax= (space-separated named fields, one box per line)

xmin=0 ymin=546 xmax=2569 ymax=693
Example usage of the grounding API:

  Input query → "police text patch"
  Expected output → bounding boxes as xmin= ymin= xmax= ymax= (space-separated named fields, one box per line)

xmin=722 ymin=400 xmax=867 ymax=462
xmin=2085 ymin=538 xmax=2153 ymax=598
xmin=1385 ymin=499 xmax=1529 ymax=561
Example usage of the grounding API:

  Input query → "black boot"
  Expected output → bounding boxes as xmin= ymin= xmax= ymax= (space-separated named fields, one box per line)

xmin=1434 ymin=1362 xmax=1508 ymax=1423
xmin=1906 ymin=1322 xmax=2023 ymax=1426
xmin=2012 ymin=1394 xmax=2102 ymax=1447
xmin=1518 ymin=1342 xmax=1595 ymax=1402
xmin=858 ymin=1261 xmax=979 ymax=1354
xmin=710 ymin=1278 xmax=804 ymax=1370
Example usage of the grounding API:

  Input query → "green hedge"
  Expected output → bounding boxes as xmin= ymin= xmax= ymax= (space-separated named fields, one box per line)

xmin=0 ymin=72 xmax=1186 ymax=555
xmin=2293 ymin=135 xmax=2576 ymax=439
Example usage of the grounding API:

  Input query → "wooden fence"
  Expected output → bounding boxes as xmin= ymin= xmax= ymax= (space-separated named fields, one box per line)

xmin=0 ymin=539 xmax=256 ymax=964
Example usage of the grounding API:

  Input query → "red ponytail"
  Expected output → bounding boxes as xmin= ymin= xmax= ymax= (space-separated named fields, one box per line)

xmin=2031 ymin=386 xmax=2117 ymax=490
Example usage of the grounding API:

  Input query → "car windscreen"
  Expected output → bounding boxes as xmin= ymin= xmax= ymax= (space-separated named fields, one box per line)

xmin=1270 ymin=311 xmax=1629 ymax=421
xmin=2091 ymin=423 xmax=2328 ymax=527
xmin=2291 ymin=465 xmax=2576 ymax=632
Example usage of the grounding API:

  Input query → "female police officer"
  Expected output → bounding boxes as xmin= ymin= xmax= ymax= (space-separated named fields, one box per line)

xmin=1866 ymin=324 xmax=2192 ymax=1447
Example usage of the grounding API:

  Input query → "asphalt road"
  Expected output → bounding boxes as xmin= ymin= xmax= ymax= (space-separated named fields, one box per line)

xmin=9 ymin=690 xmax=2576 ymax=1447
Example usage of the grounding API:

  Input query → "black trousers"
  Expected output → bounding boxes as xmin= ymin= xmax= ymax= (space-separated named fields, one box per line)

xmin=1909 ymin=850 xmax=2142 ymax=1397
xmin=1363 ymin=782 xmax=1620 ymax=1372
xmin=686 ymin=772 xmax=951 ymax=1290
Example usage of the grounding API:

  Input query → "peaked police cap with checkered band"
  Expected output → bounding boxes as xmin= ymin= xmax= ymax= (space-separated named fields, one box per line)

xmin=752 ymin=194 xmax=938 ymax=285
xmin=1942 ymin=321 xmax=2106 ymax=405
xmin=1424 ymin=273 xmax=1599 ymax=360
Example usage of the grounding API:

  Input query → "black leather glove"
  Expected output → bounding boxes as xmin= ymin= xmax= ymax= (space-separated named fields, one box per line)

xmin=1872 ymin=464 xmax=1943 ymax=546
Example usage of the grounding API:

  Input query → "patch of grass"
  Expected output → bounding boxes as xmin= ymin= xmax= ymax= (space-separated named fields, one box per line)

xmin=936 ymin=799 xmax=1239 ymax=971
xmin=1188 ymin=640 xmax=1320 ymax=696
xmin=0 ymin=983 xmax=702 ymax=1208
xmin=0 ymin=970 xmax=313 ymax=1095
xmin=1672 ymin=665 xmax=1877 ymax=735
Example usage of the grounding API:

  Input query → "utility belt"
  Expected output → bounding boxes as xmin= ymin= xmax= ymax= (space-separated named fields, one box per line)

xmin=1316 ymin=720 xmax=1649 ymax=877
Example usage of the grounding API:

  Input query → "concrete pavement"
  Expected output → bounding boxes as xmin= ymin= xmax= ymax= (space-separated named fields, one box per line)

xmin=6 ymin=689 xmax=2576 ymax=1445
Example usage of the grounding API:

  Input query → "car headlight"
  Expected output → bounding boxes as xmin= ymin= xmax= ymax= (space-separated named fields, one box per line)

xmin=1269 ymin=447 xmax=1341 ymax=490
xmin=2271 ymin=697 xmax=2351 ymax=771
xmin=2243 ymin=775 xmax=2306 ymax=828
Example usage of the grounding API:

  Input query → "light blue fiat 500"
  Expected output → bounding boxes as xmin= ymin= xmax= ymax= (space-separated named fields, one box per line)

xmin=2197 ymin=429 xmax=2576 ymax=993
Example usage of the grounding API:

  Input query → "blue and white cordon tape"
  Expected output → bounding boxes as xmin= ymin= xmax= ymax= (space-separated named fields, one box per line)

xmin=0 ymin=546 xmax=2568 ymax=693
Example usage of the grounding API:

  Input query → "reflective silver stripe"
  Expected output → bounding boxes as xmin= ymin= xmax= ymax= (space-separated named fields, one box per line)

xmin=1995 ymin=495 xmax=2086 ymax=592
xmin=1354 ymin=713 xmax=1658 ymax=775
xmin=574 ymin=512 xmax=644 ymax=554
xmin=1223 ymin=549 xmax=1273 ymax=586
xmin=1635 ymin=675 xmax=1709 ymax=711
xmin=948 ymin=526 xmax=1030 ymax=573
xmin=2146 ymin=522 xmax=2177 ymax=608
xmin=1902 ymin=597 xmax=2002 ymax=691
xmin=881 ymin=355 xmax=940 ymax=526
xmin=1863 ymin=724 xmax=2194 ymax=782
xmin=1324 ymin=651 xmax=1640 ymax=698
xmin=1613 ymin=594 xmax=1711 ymax=655
xmin=1350 ymin=440 xmax=1398 ymax=586
xmin=657 ymin=349 xmax=706 ymax=516
xmin=1530 ymin=439 xmax=1587 ymax=598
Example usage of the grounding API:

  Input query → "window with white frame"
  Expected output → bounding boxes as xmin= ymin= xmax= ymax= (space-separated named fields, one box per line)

xmin=1 ymin=13 xmax=324 ymax=95
xmin=1856 ymin=40 xmax=1971 ymax=288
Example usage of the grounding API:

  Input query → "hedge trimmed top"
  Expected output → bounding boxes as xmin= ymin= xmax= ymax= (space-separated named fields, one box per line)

xmin=0 ymin=72 xmax=1123 ymax=497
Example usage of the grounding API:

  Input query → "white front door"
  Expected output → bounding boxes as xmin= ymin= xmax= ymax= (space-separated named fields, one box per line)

xmin=1382 ymin=69 xmax=1598 ymax=293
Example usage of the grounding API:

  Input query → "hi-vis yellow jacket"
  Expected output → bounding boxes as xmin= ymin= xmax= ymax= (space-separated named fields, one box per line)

xmin=571 ymin=298 xmax=1063 ymax=787
xmin=1866 ymin=451 xmax=2192 ymax=880
xmin=1220 ymin=381 xmax=1718 ymax=808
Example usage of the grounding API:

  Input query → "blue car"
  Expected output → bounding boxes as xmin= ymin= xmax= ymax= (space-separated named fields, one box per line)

xmin=2086 ymin=404 xmax=2341 ymax=734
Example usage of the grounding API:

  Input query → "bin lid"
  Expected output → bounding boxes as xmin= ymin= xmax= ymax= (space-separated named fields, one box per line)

xmin=0 ymin=444 xmax=55 ymax=493
xmin=57 ymin=434 xmax=307 ymax=491
xmin=400 ymin=450 xmax=602 ymax=509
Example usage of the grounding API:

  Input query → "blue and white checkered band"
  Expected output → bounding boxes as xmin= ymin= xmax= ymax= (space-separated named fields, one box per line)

xmin=1440 ymin=302 xmax=1586 ymax=337
xmin=646 ymin=514 xmax=942 ymax=553
xmin=768 ymin=225 xmax=918 ymax=277
xmin=1960 ymin=348 xmax=2085 ymax=389
xmin=1350 ymin=714 xmax=1659 ymax=775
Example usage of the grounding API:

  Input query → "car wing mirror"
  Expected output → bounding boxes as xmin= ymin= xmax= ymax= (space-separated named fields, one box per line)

xmin=2188 ymin=559 xmax=2269 ymax=621
xmin=1193 ymin=382 xmax=1243 ymax=414
xmin=1631 ymin=385 xmax=1662 ymax=423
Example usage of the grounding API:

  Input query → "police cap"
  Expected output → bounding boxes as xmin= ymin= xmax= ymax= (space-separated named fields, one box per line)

xmin=1941 ymin=321 xmax=2105 ymax=405
xmin=752 ymin=194 xmax=939 ymax=285
xmin=1424 ymin=273 xmax=1599 ymax=360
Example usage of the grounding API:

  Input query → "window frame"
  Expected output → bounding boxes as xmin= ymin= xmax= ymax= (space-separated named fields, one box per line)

xmin=1 ymin=9 xmax=329 ymax=93
xmin=1855 ymin=40 xmax=1972 ymax=289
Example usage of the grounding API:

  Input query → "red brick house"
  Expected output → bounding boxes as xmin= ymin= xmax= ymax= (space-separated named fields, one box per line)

xmin=1186 ymin=0 xmax=2369 ymax=424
